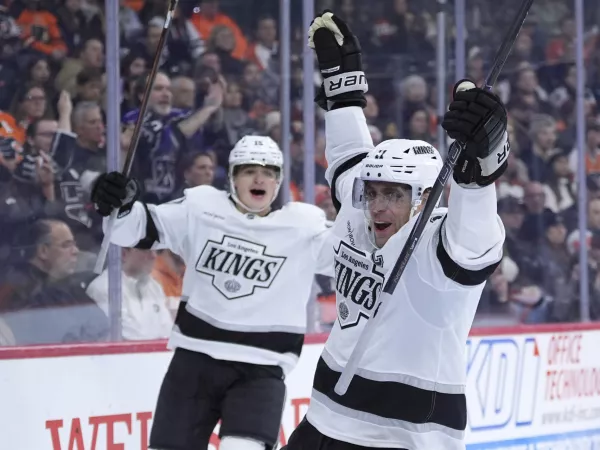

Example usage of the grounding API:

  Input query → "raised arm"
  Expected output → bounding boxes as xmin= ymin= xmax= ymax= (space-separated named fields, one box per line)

xmin=324 ymin=107 xmax=374 ymax=208
xmin=309 ymin=12 xmax=373 ymax=209
xmin=438 ymin=81 xmax=509 ymax=278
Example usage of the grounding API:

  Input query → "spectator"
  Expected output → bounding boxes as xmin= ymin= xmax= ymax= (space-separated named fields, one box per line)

xmin=476 ymin=257 xmax=520 ymax=325
xmin=152 ymin=250 xmax=185 ymax=318
xmin=0 ymin=219 xmax=109 ymax=345
xmin=119 ymin=0 xmax=144 ymax=45
xmin=0 ymin=137 xmax=20 ymax=178
xmin=566 ymin=198 xmax=600 ymax=248
xmin=520 ymin=181 xmax=552 ymax=242
xmin=206 ymin=25 xmax=245 ymax=76
xmin=70 ymin=101 xmax=106 ymax=173
xmin=246 ymin=16 xmax=278 ymax=71
xmin=497 ymin=150 xmax=530 ymax=200
xmin=533 ymin=210 xmax=572 ymax=322
xmin=171 ymin=75 xmax=196 ymax=110
xmin=128 ymin=17 xmax=168 ymax=69
xmin=0 ymin=142 xmax=57 ymax=262
xmin=175 ymin=152 xmax=215 ymax=196
xmin=25 ymin=56 xmax=53 ymax=90
xmin=7 ymin=83 xmax=51 ymax=145
xmin=543 ymin=149 xmax=576 ymax=213
xmin=371 ymin=0 xmax=434 ymax=65
xmin=396 ymin=74 xmax=432 ymax=138
xmin=121 ymin=51 xmax=148 ymax=82
xmin=86 ymin=248 xmax=173 ymax=341
xmin=221 ymin=80 xmax=254 ymax=146
xmin=466 ymin=47 xmax=486 ymax=88
xmin=551 ymin=64 xmax=598 ymax=148
xmin=545 ymin=15 xmax=598 ymax=65
xmin=123 ymin=71 xmax=223 ymax=202
xmin=55 ymin=37 xmax=104 ymax=96
xmin=189 ymin=0 xmax=249 ymax=60
xmin=0 ymin=8 xmax=21 ymax=111
xmin=568 ymin=120 xmax=600 ymax=176
xmin=73 ymin=68 xmax=104 ymax=106
xmin=165 ymin=6 xmax=206 ymax=75
xmin=406 ymin=108 xmax=434 ymax=143
xmin=520 ymin=114 xmax=558 ymax=182
xmin=55 ymin=0 xmax=104 ymax=53
xmin=558 ymin=233 xmax=600 ymax=322
xmin=22 ymin=56 xmax=58 ymax=119
xmin=508 ymin=63 xmax=551 ymax=115
xmin=240 ymin=62 xmax=269 ymax=118
xmin=16 ymin=0 xmax=67 ymax=61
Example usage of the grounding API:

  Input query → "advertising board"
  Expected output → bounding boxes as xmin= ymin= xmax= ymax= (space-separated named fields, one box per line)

xmin=1 ymin=326 xmax=599 ymax=449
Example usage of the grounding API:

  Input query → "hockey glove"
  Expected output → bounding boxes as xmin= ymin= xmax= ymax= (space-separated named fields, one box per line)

xmin=442 ymin=80 xmax=509 ymax=188
xmin=308 ymin=11 xmax=368 ymax=111
xmin=91 ymin=171 xmax=141 ymax=218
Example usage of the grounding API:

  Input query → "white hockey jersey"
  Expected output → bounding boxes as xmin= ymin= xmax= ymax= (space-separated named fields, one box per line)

xmin=105 ymin=186 xmax=333 ymax=375
xmin=305 ymin=107 xmax=506 ymax=449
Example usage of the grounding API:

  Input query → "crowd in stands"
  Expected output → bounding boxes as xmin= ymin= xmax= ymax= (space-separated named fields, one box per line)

xmin=0 ymin=0 xmax=599 ymax=346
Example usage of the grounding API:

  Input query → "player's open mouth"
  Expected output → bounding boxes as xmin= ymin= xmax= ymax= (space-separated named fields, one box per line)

xmin=373 ymin=221 xmax=392 ymax=231
xmin=250 ymin=189 xmax=266 ymax=199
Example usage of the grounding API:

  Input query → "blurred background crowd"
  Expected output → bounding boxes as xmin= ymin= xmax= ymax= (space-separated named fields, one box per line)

xmin=0 ymin=0 xmax=600 ymax=346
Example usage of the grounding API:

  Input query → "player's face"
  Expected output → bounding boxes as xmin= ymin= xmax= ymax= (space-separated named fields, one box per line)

xmin=233 ymin=165 xmax=280 ymax=215
xmin=364 ymin=181 xmax=412 ymax=247
xmin=150 ymin=73 xmax=172 ymax=116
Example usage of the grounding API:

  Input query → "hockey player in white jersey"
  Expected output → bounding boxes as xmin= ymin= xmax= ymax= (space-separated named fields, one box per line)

xmin=90 ymin=136 xmax=333 ymax=450
xmin=283 ymin=12 xmax=507 ymax=450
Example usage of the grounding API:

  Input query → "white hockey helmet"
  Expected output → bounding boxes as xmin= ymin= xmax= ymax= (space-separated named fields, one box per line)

xmin=352 ymin=139 xmax=443 ymax=212
xmin=228 ymin=135 xmax=284 ymax=212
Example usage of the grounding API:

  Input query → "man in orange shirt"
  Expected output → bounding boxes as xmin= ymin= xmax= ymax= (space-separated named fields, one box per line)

xmin=190 ymin=0 xmax=248 ymax=60
xmin=16 ymin=1 xmax=67 ymax=60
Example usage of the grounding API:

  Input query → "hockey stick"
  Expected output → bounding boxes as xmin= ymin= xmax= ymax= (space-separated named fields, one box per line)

xmin=94 ymin=0 xmax=179 ymax=274
xmin=334 ymin=0 xmax=535 ymax=396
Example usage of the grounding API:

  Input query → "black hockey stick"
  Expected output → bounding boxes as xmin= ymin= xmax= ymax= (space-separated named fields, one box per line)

xmin=94 ymin=0 xmax=179 ymax=274
xmin=334 ymin=0 xmax=535 ymax=396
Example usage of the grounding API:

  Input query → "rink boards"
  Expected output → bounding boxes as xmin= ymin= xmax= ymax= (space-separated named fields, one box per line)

xmin=1 ymin=324 xmax=600 ymax=450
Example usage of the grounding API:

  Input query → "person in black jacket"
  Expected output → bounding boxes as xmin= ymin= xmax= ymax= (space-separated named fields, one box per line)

xmin=0 ymin=219 xmax=109 ymax=345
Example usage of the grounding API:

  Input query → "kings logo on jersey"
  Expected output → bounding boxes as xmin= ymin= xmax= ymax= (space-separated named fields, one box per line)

xmin=333 ymin=241 xmax=384 ymax=329
xmin=195 ymin=235 xmax=287 ymax=300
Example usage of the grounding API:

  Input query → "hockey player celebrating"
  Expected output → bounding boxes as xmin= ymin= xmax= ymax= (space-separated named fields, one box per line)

xmin=90 ymin=135 xmax=333 ymax=450
xmin=283 ymin=12 xmax=507 ymax=450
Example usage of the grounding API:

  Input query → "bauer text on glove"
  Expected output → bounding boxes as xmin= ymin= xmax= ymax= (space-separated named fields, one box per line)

xmin=308 ymin=11 xmax=368 ymax=110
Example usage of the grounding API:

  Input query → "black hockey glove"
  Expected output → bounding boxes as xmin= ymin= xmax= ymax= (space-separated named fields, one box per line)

xmin=308 ymin=10 xmax=368 ymax=111
xmin=442 ymin=80 xmax=509 ymax=188
xmin=91 ymin=171 xmax=141 ymax=217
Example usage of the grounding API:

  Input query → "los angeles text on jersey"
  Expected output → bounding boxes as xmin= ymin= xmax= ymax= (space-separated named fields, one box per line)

xmin=333 ymin=240 xmax=384 ymax=329
xmin=195 ymin=235 xmax=287 ymax=300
